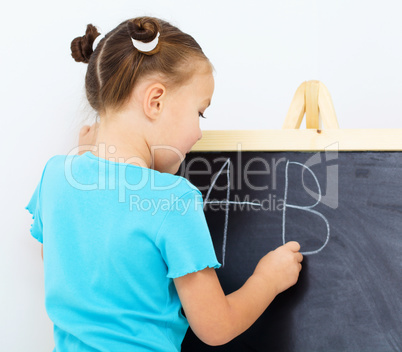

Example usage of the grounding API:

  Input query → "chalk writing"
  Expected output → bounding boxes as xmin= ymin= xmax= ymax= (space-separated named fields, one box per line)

xmin=282 ymin=160 xmax=330 ymax=255
xmin=204 ymin=158 xmax=262 ymax=266
xmin=203 ymin=157 xmax=330 ymax=265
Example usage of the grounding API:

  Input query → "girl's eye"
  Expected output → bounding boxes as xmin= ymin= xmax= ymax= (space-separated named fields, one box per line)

xmin=199 ymin=112 xmax=207 ymax=119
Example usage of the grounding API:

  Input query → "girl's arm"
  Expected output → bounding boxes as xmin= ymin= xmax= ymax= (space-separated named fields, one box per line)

xmin=174 ymin=241 xmax=303 ymax=346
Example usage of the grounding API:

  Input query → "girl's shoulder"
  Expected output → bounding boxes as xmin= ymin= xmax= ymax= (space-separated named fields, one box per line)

xmin=41 ymin=153 xmax=202 ymax=197
xmin=152 ymin=172 xmax=202 ymax=199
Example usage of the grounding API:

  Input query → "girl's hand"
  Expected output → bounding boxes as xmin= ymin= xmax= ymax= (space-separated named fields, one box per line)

xmin=173 ymin=241 xmax=303 ymax=346
xmin=78 ymin=122 xmax=99 ymax=155
xmin=253 ymin=241 xmax=303 ymax=296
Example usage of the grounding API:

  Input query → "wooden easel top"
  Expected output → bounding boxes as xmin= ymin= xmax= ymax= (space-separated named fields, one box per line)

xmin=191 ymin=80 xmax=402 ymax=152
xmin=282 ymin=80 xmax=339 ymax=130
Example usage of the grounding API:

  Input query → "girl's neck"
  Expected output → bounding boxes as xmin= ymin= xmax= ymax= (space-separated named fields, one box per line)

xmin=91 ymin=116 xmax=152 ymax=169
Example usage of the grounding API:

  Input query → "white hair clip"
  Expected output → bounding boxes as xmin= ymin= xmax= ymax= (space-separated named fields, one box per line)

xmin=92 ymin=35 xmax=104 ymax=51
xmin=132 ymin=32 xmax=160 ymax=52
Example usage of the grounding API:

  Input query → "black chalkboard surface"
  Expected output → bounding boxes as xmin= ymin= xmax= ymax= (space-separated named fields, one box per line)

xmin=177 ymin=151 xmax=402 ymax=352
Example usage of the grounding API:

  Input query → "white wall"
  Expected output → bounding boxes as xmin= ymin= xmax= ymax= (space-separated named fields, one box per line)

xmin=3 ymin=0 xmax=401 ymax=350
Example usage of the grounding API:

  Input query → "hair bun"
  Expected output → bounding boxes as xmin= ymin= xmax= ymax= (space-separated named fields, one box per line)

xmin=71 ymin=24 xmax=101 ymax=63
xmin=127 ymin=17 xmax=161 ymax=54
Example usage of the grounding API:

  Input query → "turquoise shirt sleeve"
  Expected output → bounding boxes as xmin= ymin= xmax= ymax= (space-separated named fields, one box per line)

xmin=25 ymin=180 xmax=43 ymax=243
xmin=25 ymin=156 xmax=55 ymax=244
xmin=155 ymin=189 xmax=221 ymax=278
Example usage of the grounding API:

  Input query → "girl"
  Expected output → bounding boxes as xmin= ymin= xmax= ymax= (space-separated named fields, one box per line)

xmin=26 ymin=16 xmax=303 ymax=351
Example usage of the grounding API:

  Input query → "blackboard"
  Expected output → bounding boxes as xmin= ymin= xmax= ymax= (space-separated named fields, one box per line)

xmin=176 ymin=151 xmax=402 ymax=352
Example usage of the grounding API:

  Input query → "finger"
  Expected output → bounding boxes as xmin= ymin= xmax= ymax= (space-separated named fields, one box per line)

xmin=285 ymin=241 xmax=301 ymax=252
xmin=296 ymin=252 xmax=304 ymax=263
xmin=79 ymin=125 xmax=91 ymax=136
xmin=299 ymin=263 xmax=302 ymax=271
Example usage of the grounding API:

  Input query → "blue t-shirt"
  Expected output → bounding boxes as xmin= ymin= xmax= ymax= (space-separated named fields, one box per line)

xmin=25 ymin=151 xmax=221 ymax=352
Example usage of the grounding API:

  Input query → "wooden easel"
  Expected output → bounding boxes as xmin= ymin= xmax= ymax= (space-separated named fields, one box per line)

xmin=282 ymin=80 xmax=339 ymax=130
xmin=193 ymin=78 xmax=402 ymax=152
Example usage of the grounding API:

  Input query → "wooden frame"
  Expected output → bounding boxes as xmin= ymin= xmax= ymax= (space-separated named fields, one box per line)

xmin=191 ymin=129 xmax=402 ymax=152
xmin=191 ymin=80 xmax=402 ymax=152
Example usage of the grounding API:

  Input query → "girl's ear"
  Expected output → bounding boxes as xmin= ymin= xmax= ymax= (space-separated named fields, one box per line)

xmin=143 ymin=83 xmax=166 ymax=120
